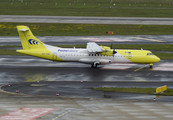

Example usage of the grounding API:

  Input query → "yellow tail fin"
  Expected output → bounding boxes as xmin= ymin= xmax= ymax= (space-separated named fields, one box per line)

xmin=17 ymin=26 xmax=46 ymax=50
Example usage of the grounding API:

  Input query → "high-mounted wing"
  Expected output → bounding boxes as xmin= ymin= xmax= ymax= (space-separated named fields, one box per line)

xmin=87 ymin=42 xmax=103 ymax=53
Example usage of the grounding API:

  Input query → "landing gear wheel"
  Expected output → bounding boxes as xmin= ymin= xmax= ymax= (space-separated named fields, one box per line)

xmin=149 ymin=63 xmax=153 ymax=68
xmin=91 ymin=64 xmax=94 ymax=68
xmin=91 ymin=63 xmax=98 ymax=68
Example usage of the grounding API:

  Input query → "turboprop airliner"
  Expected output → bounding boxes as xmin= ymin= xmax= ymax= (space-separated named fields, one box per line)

xmin=16 ymin=26 xmax=160 ymax=68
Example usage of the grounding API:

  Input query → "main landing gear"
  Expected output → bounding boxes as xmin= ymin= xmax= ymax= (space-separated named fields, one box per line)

xmin=91 ymin=62 xmax=100 ymax=68
xmin=91 ymin=64 xmax=97 ymax=68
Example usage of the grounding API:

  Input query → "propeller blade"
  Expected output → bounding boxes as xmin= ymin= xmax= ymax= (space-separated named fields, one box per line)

xmin=113 ymin=50 xmax=117 ymax=54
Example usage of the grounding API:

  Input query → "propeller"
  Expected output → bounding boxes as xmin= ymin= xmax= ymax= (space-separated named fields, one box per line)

xmin=111 ymin=43 xmax=117 ymax=55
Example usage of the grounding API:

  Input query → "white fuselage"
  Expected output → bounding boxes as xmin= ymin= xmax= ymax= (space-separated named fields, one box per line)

xmin=45 ymin=44 xmax=130 ymax=64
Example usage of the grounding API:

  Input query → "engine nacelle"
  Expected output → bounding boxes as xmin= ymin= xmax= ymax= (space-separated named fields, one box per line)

xmin=98 ymin=46 xmax=114 ymax=56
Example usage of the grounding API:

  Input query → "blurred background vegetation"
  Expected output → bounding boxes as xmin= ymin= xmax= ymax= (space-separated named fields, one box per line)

xmin=0 ymin=0 xmax=173 ymax=17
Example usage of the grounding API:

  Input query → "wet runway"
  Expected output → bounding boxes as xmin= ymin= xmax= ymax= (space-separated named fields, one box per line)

xmin=1 ymin=92 xmax=173 ymax=120
xmin=2 ymin=81 xmax=173 ymax=102
xmin=0 ymin=55 xmax=173 ymax=102
xmin=0 ymin=34 xmax=173 ymax=102
xmin=0 ymin=55 xmax=173 ymax=84
xmin=1 ymin=15 xmax=173 ymax=25
xmin=0 ymin=35 xmax=173 ymax=46
xmin=0 ymin=35 xmax=173 ymax=119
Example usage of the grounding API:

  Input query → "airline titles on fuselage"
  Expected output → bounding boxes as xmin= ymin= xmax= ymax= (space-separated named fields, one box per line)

xmin=58 ymin=49 xmax=78 ymax=52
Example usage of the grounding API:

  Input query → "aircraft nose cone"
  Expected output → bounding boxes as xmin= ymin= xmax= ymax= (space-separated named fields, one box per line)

xmin=155 ymin=56 xmax=160 ymax=62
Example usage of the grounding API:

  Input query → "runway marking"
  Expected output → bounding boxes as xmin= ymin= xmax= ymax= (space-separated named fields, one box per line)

xmin=134 ymin=64 xmax=149 ymax=72
xmin=164 ymin=115 xmax=173 ymax=118
xmin=79 ymin=37 xmax=132 ymax=42
xmin=100 ymin=63 xmax=137 ymax=70
xmin=50 ymin=110 xmax=72 ymax=120
xmin=157 ymin=63 xmax=173 ymax=67
xmin=153 ymin=67 xmax=173 ymax=71
xmin=153 ymin=63 xmax=173 ymax=71
xmin=0 ymin=108 xmax=56 ymax=120
xmin=131 ymin=37 xmax=164 ymax=42
xmin=134 ymin=116 xmax=158 ymax=119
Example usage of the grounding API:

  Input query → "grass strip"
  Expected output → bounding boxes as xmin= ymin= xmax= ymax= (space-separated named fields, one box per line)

xmin=2 ymin=23 xmax=173 ymax=36
xmin=1 ymin=0 xmax=173 ymax=17
xmin=0 ymin=49 xmax=23 ymax=56
xmin=153 ymin=52 xmax=173 ymax=60
xmin=93 ymin=87 xmax=173 ymax=96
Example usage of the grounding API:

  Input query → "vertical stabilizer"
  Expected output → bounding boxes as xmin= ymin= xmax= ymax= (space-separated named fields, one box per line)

xmin=17 ymin=26 xmax=46 ymax=50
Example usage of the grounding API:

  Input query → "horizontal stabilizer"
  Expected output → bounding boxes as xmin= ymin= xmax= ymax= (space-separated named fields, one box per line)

xmin=19 ymin=29 xmax=28 ymax=32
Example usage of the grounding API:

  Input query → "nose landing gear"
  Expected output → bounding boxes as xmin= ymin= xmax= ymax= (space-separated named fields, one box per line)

xmin=149 ymin=63 xmax=153 ymax=68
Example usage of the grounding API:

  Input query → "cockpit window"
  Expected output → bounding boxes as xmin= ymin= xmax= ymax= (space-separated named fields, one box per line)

xmin=147 ymin=53 xmax=154 ymax=56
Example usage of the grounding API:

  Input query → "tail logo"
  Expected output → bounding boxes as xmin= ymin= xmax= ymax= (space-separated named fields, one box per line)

xmin=28 ymin=39 xmax=42 ymax=45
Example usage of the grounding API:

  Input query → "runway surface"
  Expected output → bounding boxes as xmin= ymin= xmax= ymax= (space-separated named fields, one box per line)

xmin=0 ymin=35 xmax=173 ymax=46
xmin=0 ymin=55 xmax=173 ymax=83
xmin=0 ymin=55 xmax=173 ymax=102
xmin=2 ymin=81 xmax=173 ymax=102
xmin=0 ymin=34 xmax=173 ymax=102
xmin=1 ymin=92 xmax=173 ymax=120
xmin=0 ymin=35 xmax=173 ymax=119
xmin=1 ymin=15 xmax=173 ymax=25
